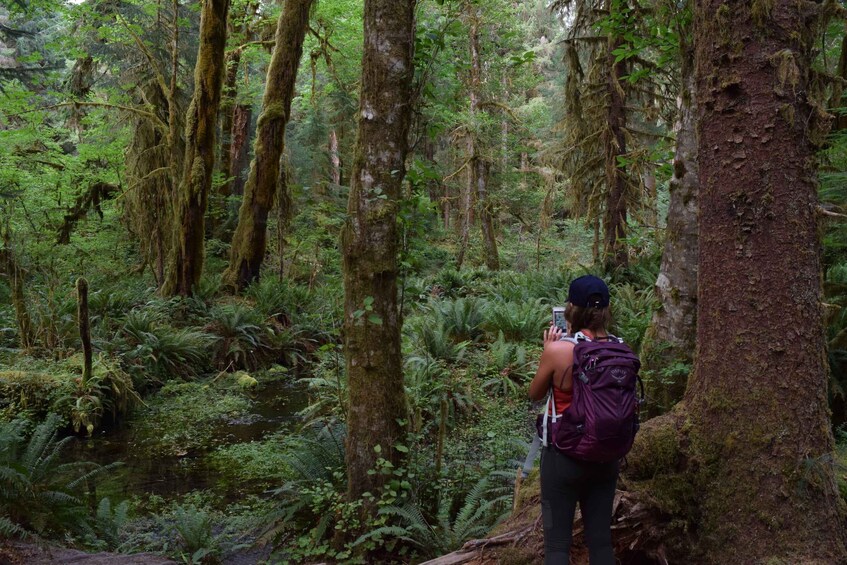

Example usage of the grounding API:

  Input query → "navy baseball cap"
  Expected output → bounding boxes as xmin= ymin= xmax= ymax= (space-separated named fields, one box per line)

xmin=567 ymin=275 xmax=610 ymax=308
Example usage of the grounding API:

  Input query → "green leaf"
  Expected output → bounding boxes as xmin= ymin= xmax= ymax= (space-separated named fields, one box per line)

xmin=368 ymin=315 xmax=383 ymax=325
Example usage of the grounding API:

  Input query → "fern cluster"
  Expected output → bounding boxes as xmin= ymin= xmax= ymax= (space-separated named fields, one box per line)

xmin=0 ymin=414 xmax=114 ymax=538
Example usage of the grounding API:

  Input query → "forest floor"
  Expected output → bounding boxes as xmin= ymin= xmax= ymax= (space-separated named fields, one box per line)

xmin=0 ymin=540 xmax=175 ymax=564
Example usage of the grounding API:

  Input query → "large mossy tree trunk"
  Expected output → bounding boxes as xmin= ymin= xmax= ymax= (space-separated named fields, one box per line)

xmin=641 ymin=40 xmax=698 ymax=415
xmin=222 ymin=0 xmax=314 ymax=292
xmin=124 ymin=80 xmax=182 ymax=286
xmin=162 ymin=0 xmax=231 ymax=296
xmin=341 ymin=0 xmax=416 ymax=507
xmin=682 ymin=0 xmax=847 ymax=559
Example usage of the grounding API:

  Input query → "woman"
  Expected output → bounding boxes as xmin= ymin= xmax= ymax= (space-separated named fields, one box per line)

xmin=529 ymin=274 xmax=618 ymax=565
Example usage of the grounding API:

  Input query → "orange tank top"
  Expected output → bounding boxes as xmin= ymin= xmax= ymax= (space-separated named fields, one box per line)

xmin=550 ymin=385 xmax=572 ymax=415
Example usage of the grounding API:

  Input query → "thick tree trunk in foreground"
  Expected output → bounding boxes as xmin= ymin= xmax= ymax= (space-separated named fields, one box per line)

xmin=342 ymin=0 xmax=415 ymax=506
xmin=642 ymin=47 xmax=698 ymax=415
xmin=162 ymin=0 xmax=230 ymax=296
xmin=682 ymin=0 xmax=847 ymax=559
xmin=223 ymin=0 xmax=313 ymax=291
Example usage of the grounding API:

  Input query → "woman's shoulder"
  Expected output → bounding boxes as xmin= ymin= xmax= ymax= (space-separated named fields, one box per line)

xmin=542 ymin=338 xmax=575 ymax=357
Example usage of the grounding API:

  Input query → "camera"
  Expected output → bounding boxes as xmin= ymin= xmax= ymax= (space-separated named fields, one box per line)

xmin=552 ymin=306 xmax=567 ymax=332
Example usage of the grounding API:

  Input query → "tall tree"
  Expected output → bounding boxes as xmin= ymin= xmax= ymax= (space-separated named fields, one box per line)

xmin=223 ymin=0 xmax=314 ymax=291
xmin=642 ymin=5 xmax=698 ymax=414
xmin=601 ymin=0 xmax=629 ymax=270
xmin=681 ymin=0 xmax=847 ymax=559
xmin=341 ymin=0 xmax=416 ymax=506
xmin=554 ymin=0 xmax=657 ymax=271
xmin=467 ymin=2 xmax=499 ymax=271
xmin=163 ymin=0 xmax=231 ymax=296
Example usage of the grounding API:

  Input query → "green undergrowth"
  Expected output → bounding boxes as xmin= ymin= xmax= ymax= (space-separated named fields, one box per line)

xmin=129 ymin=381 xmax=254 ymax=458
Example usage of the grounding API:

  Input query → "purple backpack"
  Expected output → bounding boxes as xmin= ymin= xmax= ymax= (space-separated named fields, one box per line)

xmin=537 ymin=333 xmax=643 ymax=462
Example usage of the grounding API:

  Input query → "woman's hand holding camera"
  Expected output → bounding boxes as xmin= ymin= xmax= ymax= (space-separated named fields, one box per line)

xmin=543 ymin=324 xmax=564 ymax=348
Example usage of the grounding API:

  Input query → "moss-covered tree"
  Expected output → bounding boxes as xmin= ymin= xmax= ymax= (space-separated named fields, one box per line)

xmin=642 ymin=6 xmax=698 ymax=414
xmin=467 ymin=2 xmax=499 ymax=271
xmin=162 ymin=0 xmax=231 ymax=296
xmin=341 ymin=0 xmax=416 ymax=506
xmin=1 ymin=226 xmax=33 ymax=350
xmin=223 ymin=0 xmax=314 ymax=291
xmin=628 ymin=0 xmax=847 ymax=561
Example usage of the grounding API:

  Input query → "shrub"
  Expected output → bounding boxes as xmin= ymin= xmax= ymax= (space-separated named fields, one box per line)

xmin=120 ymin=311 xmax=215 ymax=383
xmin=0 ymin=414 xmax=113 ymax=538
xmin=428 ymin=297 xmax=486 ymax=343
xmin=172 ymin=503 xmax=220 ymax=564
xmin=482 ymin=333 xmax=533 ymax=396
xmin=610 ymin=283 xmax=658 ymax=353
xmin=205 ymin=303 xmax=279 ymax=371
xmin=483 ymin=298 xmax=548 ymax=342
xmin=359 ymin=472 xmax=512 ymax=558
xmin=405 ymin=315 xmax=469 ymax=364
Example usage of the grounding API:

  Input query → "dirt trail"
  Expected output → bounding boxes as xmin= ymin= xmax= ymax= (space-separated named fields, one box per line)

xmin=0 ymin=542 xmax=176 ymax=565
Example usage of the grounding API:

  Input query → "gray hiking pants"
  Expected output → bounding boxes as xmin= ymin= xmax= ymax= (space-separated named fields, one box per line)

xmin=540 ymin=447 xmax=619 ymax=565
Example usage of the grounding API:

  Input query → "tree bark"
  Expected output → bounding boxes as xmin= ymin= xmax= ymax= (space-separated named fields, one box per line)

xmin=467 ymin=5 xmax=499 ymax=271
xmin=329 ymin=129 xmax=341 ymax=186
xmin=603 ymin=20 xmax=629 ymax=271
xmin=218 ymin=0 xmax=258 ymax=205
xmin=642 ymin=43 xmax=698 ymax=415
xmin=217 ymin=50 xmax=242 ymax=201
xmin=683 ymin=0 xmax=847 ymax=559
xmin=341 ymin=0 xmax=416 ymax=507
xmin=1 ymin=228 xmax=34 ymax=350
xmin=162 ymin=0 xmax=231 ymax=296
xmin=76 ymin=278 xmax=92 ymax=382
xmin=223 ymin=0 xmax=313 ymax=292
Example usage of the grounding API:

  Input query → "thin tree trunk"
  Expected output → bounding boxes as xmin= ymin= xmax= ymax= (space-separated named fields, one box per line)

xmin=684 ymin=0 xmax=847 ymax=559
xmin=162 ymin=0 xmax=231 ymax=296
xmin=1 ymin=228 xmax=34 ymax=350
xmin=341 ymin=0 xmax=416 ymax=508
xmin=643 ymin=168 xmax=656 ymax=227
xmin=329 ymin=129 xmax=341 ymax=186
xmin=223 ymin=0 xmax=313 ymax=292
xmin=456 ymin=160 xmax=472 ymax=270
xmin=217 ymin=49 xmax=242 ymax=201
xmin=76 ymin=277 xmax=92 ymax=382
xmin=467 ymin=5 xmax=499 ymax=271
xmin=603 ymin=7 xmax=629 ymax=270
xmin=277 ymin=156 xmax=291 ymax=281
xmin=228 ymin=102 xmax=253 ymax=203
xmin=476 ymin=159 xmax=499 ymax=270
xmin=218 ymin=1 xmax=258 ymax=204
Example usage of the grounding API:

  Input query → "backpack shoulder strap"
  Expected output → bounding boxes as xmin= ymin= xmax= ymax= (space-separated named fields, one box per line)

xmin=572 ymin=331 xmax=591 ymax=342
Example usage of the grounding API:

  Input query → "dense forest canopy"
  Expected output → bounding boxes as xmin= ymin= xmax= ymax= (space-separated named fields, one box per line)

xmin=1 ymin=0 xmax=847 ymax=563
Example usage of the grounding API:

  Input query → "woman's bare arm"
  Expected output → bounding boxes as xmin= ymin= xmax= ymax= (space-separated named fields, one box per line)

xmin=529 ymin=325 xmax=573 ymax=401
